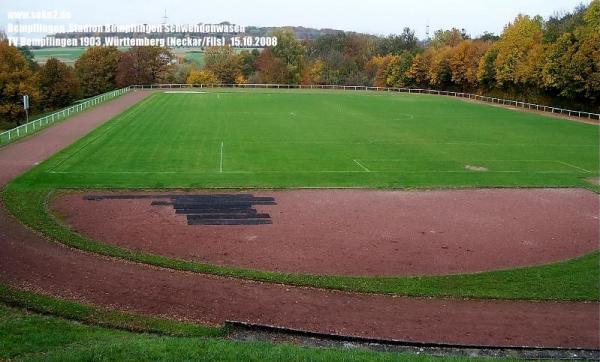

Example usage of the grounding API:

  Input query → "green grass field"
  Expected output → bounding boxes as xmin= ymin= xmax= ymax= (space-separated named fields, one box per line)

xmin=31 ymin=47 xmax=207 ymax=65
xmin=5 ymin=89 xmax=599 ymax=301
xmin=24 ymin=90 xmax=600 ymax=189
xmin=30 ymin=47 xmax=87 ymax=63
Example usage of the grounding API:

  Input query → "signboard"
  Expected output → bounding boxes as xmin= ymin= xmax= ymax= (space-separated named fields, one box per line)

xmin=23 ymin=95 xmax=29 ymax=110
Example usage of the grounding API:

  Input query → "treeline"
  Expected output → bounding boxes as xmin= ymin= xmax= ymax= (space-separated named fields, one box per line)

xmin=187 ymin=1 xmax=599 ymax=111
xmin=0 ymin=1 xmax=598 ymax=129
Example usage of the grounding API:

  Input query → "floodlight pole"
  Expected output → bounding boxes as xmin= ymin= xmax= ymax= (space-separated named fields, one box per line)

xmin=23 ymin=95 xmax=29 ymax=126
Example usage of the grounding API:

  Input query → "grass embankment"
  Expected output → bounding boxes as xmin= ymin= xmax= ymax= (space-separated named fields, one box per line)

xmin=0 ymin=284 xmax=525 ymax=361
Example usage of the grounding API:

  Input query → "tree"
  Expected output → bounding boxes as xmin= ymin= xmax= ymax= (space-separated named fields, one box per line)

xmin=168 ymin=63 xmax=194 ymax=84
xmin=0 ymin=39 xmax=38 ymax=125
xmin=75 ymin=46 xmax=120 ymax=97
xmin=578 ymin=1 xmax=600 ymax=101
xmin=383 ymin=52 xmax=414 ymax=87
xmin=406 ymin=51 xmax=432 ymax=87
xmin=431 ymin=28 xmax=468 ymax=48
xmin=428 ymin=46 xmax=453 ymax=87
xmin=203 ymin=46 xmax=242 ymax=84
xmin=186 ymin=69 xmax=219 ymax=86
xmin=583 ymin=0 xmax=600 ymax=30
xmin=305 ymin=32 xmax=376 ymax=86
xmin=574 ymin=31 xmax=600 ymax=101
xmin=378 ymin=28 xmax=418 ymax=55
xmin=269 ymin=29 xmax=305 ymax=83
xmin=116 ymin=46 xmax=173 ymax=87
xmin=239 ymin=49 xmax=259 ymax=79
xmin=18 ymin=47 xmax=38 ymax=71
xmin=477 ymin=46 xmax=499 ymax=88
xmin=255 ymin=48 xmax=288 ymax=84
xmin=493 ymin=15 xmax=544 ymax=87
xmin=365 ymin=55 xmax=394 ymax=87
xmin=306 ymin=33 xmax=345 ymax=59
xmin=235 ymin=74 xmax=247 ymax=85
xmin=300 ymin=59 xmax=325 ymax=85
xmin=543 ymin=6 xmax=586 ymax=43
xmin=477 ymin=32 xmax=500 ymax=42
xmin=515 ymin=40 xmax=546 ymax=88
xmin=449 ymin=40 xmax=490 ymax=90
xmin=542 ymin=1 xmax=600 ymax=101
xmin=38 ymin=58 xmax=81 ymax=111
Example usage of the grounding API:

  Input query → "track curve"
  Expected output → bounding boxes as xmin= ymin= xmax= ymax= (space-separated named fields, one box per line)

xmin=0 ymin=90 xmax=598 ymax=349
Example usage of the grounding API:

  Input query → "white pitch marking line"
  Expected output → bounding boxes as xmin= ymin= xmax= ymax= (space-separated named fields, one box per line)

xmin=557 ymin=161 xmax=591 ymax=173
xmin=163 ymin=91 xmax=206 ymax=94
xmin=353 ymin=159 xmax=370 ymax=172
xmin=220 ymin=141 xmax=224 ymax=173
xmin=47 ymin=170 xmax=582 ymax=175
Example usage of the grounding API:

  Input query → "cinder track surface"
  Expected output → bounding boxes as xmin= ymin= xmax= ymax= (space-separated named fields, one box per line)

xmin=53 ymin=189 xmax=598 ymax=276
xmin=0 ymin=91 xmax=598 ymax=349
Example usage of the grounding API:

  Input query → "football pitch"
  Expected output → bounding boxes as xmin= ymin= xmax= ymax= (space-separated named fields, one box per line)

xmin=32 ymin=89 xmax=599 ymax=189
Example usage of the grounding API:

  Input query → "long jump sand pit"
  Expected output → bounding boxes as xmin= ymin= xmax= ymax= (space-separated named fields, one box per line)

xmin=52 ymin=188 xmax=599 ymax=276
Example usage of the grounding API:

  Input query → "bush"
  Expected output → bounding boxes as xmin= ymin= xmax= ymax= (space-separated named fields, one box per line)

xmin=186 ymin=69 xmax=220 ymax=86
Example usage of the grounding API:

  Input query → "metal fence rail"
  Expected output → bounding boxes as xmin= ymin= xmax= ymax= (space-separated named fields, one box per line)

xmin=131 ymin=83 xmax=600 ymax=121
xmin=0 ymin=87 xmax=131 ymax=146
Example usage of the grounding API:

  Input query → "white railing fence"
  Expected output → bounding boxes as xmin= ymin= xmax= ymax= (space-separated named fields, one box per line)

xmin=0 ymin=87 xmax=131 ymax=146
xmin=131 ymin=83 xmax=600 ymax=121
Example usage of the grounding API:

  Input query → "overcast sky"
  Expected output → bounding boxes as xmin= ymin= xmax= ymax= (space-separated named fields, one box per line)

xmin=0 ymin=0 xmax=590 ymax=38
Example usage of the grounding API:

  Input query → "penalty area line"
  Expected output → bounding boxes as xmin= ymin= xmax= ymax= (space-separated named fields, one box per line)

xmin=45 ymin=170 xmax=581 ymax=175
xmin=556 ymin=161 xmax=591 ymax=173
xmin=353 ymin=159 xmax=370 ymax=172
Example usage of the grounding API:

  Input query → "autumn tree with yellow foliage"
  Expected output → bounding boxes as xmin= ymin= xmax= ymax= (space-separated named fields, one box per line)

xmin=186 ymin=69 xmax=220 ymax=86
xmin=542 ymin=0 xmax=600 ymax=101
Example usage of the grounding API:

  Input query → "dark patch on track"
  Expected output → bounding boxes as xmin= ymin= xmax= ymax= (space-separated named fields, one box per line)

xmin=86 ymin=194 xmax=276 ymax=225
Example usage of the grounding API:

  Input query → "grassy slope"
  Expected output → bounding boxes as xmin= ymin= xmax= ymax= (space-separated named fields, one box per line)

xmin=0 ymin=300 xmax=515 ymax=362
xmin=0 ymin=284 xmax=223 ymax=337
xmin=4 ymin=89 xmax=599 ymax=301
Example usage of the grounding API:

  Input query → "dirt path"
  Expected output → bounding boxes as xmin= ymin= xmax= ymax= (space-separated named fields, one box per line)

xmin=0 ymin=90 xmax=598 ymax=349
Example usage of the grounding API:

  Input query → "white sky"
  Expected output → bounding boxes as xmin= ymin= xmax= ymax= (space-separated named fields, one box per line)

xmin=0 ymin=0 xmax=590 ymax=38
